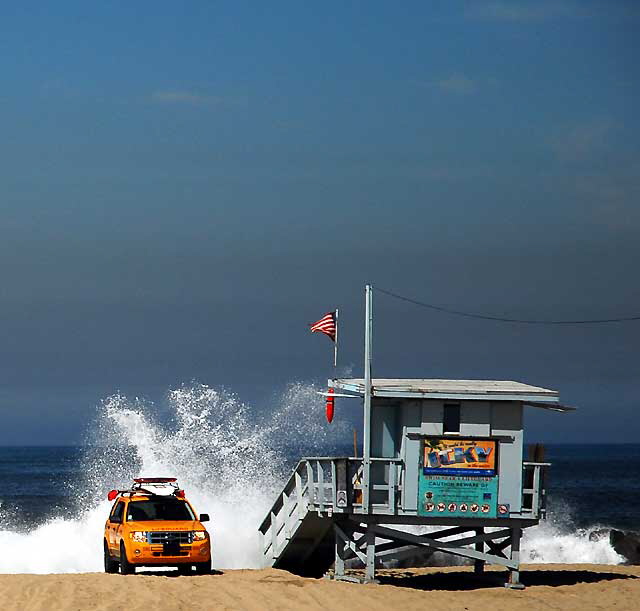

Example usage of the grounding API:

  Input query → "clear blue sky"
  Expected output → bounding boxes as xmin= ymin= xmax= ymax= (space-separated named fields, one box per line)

xmin=0 ymin=1 xmax=638 ymax=444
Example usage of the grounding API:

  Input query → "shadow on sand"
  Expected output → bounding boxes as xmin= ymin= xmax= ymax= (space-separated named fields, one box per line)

xmin=376 ymin=569 xmax=638 ymax=591
xmin=135 ymin=569 xmax=224 ymax=577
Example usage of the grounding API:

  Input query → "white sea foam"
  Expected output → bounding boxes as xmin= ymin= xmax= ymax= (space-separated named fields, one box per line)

xmin=0 ymin=384 xmax=625 ymax=573
xmin=521 ymin=513 xmax=624 ymax=564
xmin=0 ymin=505 xmax=110 ymax=573
xmin=0 ymin=383 xmax=347 ymax=573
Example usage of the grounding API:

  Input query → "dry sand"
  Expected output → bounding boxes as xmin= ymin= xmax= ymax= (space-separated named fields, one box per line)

xmin=0 ymin=564 xmax=638 ymax=611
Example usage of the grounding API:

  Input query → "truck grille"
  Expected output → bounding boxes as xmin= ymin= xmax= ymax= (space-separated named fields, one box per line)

xmin=147 ymin=531 xmax=193 ymax=544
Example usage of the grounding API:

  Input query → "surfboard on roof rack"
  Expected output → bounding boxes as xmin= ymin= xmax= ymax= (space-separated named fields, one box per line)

xmin=131 ymin=478 xmax=179 ymax=497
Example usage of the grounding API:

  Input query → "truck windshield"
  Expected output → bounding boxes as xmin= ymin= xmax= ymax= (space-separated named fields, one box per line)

xmin=127 ymin=499 xmax=195 ymax=521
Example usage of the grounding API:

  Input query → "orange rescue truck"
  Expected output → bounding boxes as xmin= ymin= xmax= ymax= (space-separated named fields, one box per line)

xmin=103 ymin=478 xmax=211 ymax=575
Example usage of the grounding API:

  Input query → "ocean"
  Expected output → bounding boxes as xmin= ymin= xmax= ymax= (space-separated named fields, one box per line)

xmin=0 ymin=384 xmax=637 ymax=573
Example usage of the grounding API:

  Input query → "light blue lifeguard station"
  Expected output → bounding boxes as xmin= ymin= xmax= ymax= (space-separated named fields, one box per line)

xmin=259 ymin=286 xmax=573 ymax=588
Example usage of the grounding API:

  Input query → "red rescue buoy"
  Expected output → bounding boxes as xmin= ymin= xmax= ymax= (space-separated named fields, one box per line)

xmin=325 ymin=388 xmax=335 ymax=423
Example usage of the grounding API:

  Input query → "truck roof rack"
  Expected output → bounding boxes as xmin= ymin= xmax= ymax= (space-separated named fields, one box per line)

xmin=107 ymin=477 xmax=184 ymax=501
xmin=131 ymin=478 xmax=179 ymax=497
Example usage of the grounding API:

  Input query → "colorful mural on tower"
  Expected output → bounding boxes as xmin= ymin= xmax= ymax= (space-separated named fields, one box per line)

xmin=418 ymin=438 xmax=501 ymax=518
xmin=423 ymin=438 xmax=496 ymax=477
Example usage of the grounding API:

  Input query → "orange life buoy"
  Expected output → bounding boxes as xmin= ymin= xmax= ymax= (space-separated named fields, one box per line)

xmin=326 ymin=388 xmax=335 ymax=423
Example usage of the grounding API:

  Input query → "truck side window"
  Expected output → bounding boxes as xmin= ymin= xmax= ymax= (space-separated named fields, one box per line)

xmin=111 ymin=501 xmax=125 ymax=523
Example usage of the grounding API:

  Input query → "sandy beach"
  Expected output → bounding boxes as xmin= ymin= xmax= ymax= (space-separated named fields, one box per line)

xmin=1 ymin=564 xmax=637 ymax=611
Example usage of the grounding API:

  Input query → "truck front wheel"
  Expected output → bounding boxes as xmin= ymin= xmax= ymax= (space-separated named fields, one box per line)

xmin=194 ymin=558 xmax=211 ymax=575
xmin=120 ymin=542 xmax=135 ymax=575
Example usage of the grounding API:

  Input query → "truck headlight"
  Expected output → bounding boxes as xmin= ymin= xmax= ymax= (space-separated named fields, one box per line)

xmin=130 ymin=531 xmax=147 ymax=543
xmin=192 ymin=531 xmax=207 ymax=541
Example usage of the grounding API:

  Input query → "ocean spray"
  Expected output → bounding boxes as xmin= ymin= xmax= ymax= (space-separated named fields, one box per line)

xmin=0 ymin=383 xmax=624 ymax=573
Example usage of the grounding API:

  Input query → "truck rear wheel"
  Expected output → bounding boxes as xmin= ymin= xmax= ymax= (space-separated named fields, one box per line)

xmin=104 ymin=541 xmax=119 ymax=574
xmin=120 ymin=542 xmax=135 ymax=575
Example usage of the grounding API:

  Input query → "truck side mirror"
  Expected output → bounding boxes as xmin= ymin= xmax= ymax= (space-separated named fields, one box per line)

xmin=110 ymin=515 xmax=122 ymax=524
xmin=199 ymin=513 xmax=210 ymax=522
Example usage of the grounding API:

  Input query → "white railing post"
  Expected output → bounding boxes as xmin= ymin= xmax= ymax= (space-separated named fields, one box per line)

xmin=306 ymin=461 xmax=315 ymax=505
xmin=317 ymin=460 xmax=325 ymax=512
xmin=270 ymin=511 xmax=278 ymax=559
xmin=294 ymin=470 xmax=304 ymax=518
xmin=331 ymin=460 xmax=337 ymax=508
xmin=532 ymin=464 xmax=541 ymax=518
xmin=388 ymin=460 xmax=396 ymax=512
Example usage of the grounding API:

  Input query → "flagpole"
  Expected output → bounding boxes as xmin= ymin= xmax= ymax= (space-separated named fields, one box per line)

xmin=334 ymin=308 xmax=339 ymax=368
xmin=362 ymin=284 xmax=372 ymax=514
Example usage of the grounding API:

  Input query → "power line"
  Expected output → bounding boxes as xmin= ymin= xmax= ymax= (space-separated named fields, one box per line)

xmin=376 ymin=287 xmax=640 ymax=325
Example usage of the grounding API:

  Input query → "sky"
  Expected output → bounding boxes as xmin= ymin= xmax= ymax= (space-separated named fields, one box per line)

xmin=0 ymin=1 xmax=638 ymax=444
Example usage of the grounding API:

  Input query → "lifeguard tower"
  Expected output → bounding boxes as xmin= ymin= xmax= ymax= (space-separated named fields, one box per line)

xmin=259 ymin=286 xmax=574 ymax=588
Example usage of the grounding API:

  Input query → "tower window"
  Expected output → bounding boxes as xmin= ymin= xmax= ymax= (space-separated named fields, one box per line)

xmin=443 ymin=404 xmax=461 ymax=434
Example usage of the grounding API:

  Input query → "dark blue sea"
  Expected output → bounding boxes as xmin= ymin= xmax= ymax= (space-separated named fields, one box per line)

xmin=0 ymin=436 xmax=638 ymax=572
xmin=1 ymin=444 xmax=638 ymax=532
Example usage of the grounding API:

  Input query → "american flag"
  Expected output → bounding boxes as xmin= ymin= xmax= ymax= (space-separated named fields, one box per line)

xmin=309 ymin=311 xmax=337 ymax=341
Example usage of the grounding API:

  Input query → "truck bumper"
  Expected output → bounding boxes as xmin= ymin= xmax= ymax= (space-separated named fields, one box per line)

xmin=126 ymin=540 xmax=211 ymax=565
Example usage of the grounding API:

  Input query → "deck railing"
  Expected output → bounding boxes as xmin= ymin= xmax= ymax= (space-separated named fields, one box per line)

xmin=258 ymin=457 xmax=402 ymax=561
xmin=259 ymin=457 xmax=550 ymax=563
xmin=521 ymin=461 xmax=550 ymax=519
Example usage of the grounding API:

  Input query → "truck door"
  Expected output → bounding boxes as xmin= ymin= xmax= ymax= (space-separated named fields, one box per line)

xmin=108 ymin=500 xmax=125 ymax=552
